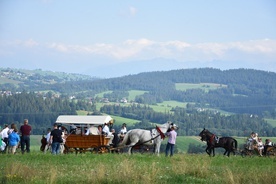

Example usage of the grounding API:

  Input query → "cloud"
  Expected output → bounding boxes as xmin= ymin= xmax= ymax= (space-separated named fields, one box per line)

xmin=119 ymin=6 xmax=137 ymax=18
xmin=129 ymin=6 xmax=137 ymax=16
xmin=2 ymin=38 xmax=276 ymax=64
xmin=24 ymin=39 xmax=39 ymax=47
xmin=230 ymin=39 xmax=276 ymax=54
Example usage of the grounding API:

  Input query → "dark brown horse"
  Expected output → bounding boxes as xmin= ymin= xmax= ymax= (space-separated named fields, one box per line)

xmin=199 ymin=128 xmax=237 ymax=157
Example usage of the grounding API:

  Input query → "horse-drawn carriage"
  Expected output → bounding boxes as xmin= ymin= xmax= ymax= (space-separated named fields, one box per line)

xmin=42 ymin=116 xmax=177 ymax=155
xmin=240 ymin=138 xmax=276 ymax=157
xmin=55 ymin=115 xmax=113 ymax=154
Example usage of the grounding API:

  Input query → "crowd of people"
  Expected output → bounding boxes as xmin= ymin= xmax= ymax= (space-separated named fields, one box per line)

xmin=0 ymin=119 xmax=31 ymax=154
xmin=1 ymin=120 xmax=179 ymax=157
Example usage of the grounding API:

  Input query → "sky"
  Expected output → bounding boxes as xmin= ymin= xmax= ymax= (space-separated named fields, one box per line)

xmin=0 ymin=0 xmax=276 ymax=78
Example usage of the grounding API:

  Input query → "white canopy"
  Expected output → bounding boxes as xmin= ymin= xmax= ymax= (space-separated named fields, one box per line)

xmin=55 ymin=115 xmax=113 ymax=125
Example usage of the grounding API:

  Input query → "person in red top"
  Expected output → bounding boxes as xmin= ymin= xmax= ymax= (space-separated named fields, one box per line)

xmin=20 ymin=119 xmax=32 ymax=154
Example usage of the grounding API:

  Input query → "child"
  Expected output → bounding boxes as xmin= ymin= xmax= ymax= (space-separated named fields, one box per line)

xmin=8 ymin=128 xmax=20 ymax=154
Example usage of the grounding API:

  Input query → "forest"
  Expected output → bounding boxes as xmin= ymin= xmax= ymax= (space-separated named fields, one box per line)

xmin=0 ymin=68 xmax=276 ymax=136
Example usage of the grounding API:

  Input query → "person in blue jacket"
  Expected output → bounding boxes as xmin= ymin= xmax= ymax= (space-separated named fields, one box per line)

xmin=8 ymin=128 xmax=20 ymax=154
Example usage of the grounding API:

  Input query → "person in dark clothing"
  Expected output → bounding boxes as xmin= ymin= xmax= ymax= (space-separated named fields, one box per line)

xmin=111 ymin=129 xmax=119 ymax=153
xmin=49 ymin=123 xmax=63 ymax=155
xmin=20 ymin=119 xmax=32 ymax=154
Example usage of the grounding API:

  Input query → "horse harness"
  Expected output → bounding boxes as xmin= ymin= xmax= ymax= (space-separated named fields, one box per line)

xmin=208 ymin=134 xmax=219 ymax=145
xmin=129 ymin=126 xmax=166 ymax=147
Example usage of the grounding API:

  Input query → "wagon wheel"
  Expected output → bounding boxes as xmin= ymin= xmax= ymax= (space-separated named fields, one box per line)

xmin=241 ymin=149 xmax=254 ymax=157
xmin=131 ymin=145 xmax=152 ymax=154
xmin=266 ymin=147 xmax=276 ymax=157
xmin=241 ymin=150 xmax=247 ymax=158
xmin=96 ymin=146 xmax=110 ymax=154
xmin=64 ymin=145 xmax=69 ymax=154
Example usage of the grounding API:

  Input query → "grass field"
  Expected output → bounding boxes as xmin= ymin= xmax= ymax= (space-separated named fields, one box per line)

xmin=0 ymin=78 xmax=21 ymax=85
xmin=175 ymin=83 xmax=227 ymax=92
xmin=95 ymin=90 xmax=113 ymax=98
xmin=150 ymin=101 xmax=188 ymax=113
xmin=128 ymin=90 xmax=147 ymax=101
xmin=265 ymin=118 xmax=276 ymax=127
xmin=1 ymin=149 xmax=275 ymax=184
xmin=94 ymin=90 xmax=147 ymax=101
xmin=1 ymin=135 xmax=275 ymax=183
xmin=111 ymin=115 xmax=140 ymax=126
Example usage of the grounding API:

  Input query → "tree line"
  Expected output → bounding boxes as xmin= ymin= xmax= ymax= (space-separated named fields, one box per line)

xmin=0 ymin=92 xmax=95 ymax=134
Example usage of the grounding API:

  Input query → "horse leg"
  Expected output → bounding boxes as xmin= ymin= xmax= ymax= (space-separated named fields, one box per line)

xmin=233 ymin=149 xmax=236 ymax=156
xmin=205 ymin=147 xmax=210 ymax=156
xmin=212 ymin=147 xmax=215 ymax=157
xmin=227 ymin=150 xmax=231 ymax=157
xmin=128 ymin=141 xmax=139 ymax=155
xmin=155 ymin=141 xmax=161 ymax=156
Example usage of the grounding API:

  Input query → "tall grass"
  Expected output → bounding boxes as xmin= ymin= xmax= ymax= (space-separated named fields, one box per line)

xmin=1 ymin=152 xmax=275 ymax=184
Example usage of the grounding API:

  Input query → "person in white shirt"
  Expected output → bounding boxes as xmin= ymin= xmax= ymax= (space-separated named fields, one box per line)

xmin=103 ymin=123 xmax=112 ymax=136
xmin=85 ymin=127 xmax=90 ymax=135
xmin=1 ymin=124 xmax=9 ymax=153
xmin=120 ymin=123 xmax=127 ymax=134
xmin=119 ymin=123 xmax=127 ymax=140
xmin=165 ymin=125 xmax=177 ymax=157
xmin=102 ymin=123 xmax=114 ymax=145
xmin=44 ymin=128 xmax=52 ymax=153
xmin=257 ymin=138 xmax=264 ymax=156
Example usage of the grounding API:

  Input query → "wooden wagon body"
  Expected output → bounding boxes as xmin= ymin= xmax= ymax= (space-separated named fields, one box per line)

xmin=65 ymin=134 xmax=110 ymax=153
xmin=55 ymin=115 xmax=113 ymax=154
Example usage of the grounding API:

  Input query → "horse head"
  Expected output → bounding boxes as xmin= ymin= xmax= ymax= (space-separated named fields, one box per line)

xmin=157 ymin=121 xmax=178 ymax=134
xmin=199 ymin=128 xmax=208 ymax=141
xmin=169 ymin=122 xmax=179 ymax=130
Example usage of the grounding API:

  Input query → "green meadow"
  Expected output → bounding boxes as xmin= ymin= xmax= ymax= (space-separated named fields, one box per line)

xmin=1 ymin=148 xmax=275 ymax=184
xmin=175 ymin=83 xmax=227 ymax=92
xmin=265 ymin=118 xmax=276 ymax=127
xmin=1 ymin=135 xmax=276 ymax=183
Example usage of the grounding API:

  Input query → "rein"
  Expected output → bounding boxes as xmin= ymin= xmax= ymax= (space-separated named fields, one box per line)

xmin=129 ymin=125 xmax=166 ymax=148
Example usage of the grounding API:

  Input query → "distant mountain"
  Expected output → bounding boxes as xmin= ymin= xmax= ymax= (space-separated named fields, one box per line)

xmin=0 ymin=67 xmax=96 ymax=85
xmin=82 ymin=58 xmax=266 ymax=78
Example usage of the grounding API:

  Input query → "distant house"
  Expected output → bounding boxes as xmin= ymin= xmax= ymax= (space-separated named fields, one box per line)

xmin=120 ymin=98 xmax=127 ymax=103
xmin=101 ymin=98 xmax=109 ymax=103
